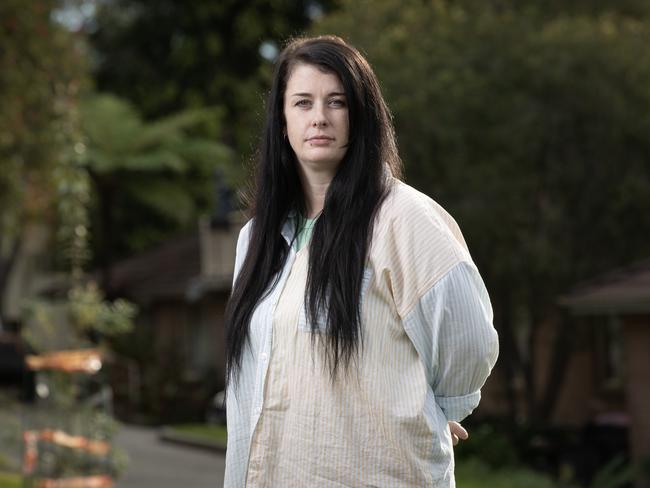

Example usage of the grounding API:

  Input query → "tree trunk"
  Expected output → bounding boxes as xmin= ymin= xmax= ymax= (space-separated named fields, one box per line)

xmin=496 ymin=279 xmax=522 ymax=421
xmin=89 ymin=171 xmax=116 ymax=294
xmin=536 ymin=311 xmax=574 ymax=422
xmin=0 ymin=238 xmax=21 ymax=326
xmin=524 ymin=289 xmax=542 ymax=423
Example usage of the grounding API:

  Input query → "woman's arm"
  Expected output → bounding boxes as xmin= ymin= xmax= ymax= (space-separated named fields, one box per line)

xmin=403 ymin=261 xmax=499 ymax=422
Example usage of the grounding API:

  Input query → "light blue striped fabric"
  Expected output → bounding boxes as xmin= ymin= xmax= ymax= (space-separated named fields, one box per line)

xmin=224 ymin=179 xmax=499 ymax=487
xmin=403 ymin=261 xmax=499 ymax=423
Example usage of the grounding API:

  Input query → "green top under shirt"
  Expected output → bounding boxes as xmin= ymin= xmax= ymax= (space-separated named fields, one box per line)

xmin=293 ymin=215 xmax=318 ymax=252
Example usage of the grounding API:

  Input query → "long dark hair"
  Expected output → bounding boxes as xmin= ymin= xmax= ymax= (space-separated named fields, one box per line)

xmin=225 ymin=35 xmax=402 ymax=384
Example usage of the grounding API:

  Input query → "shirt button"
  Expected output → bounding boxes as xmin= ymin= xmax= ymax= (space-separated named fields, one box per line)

xmin=261 ymin=353 xmax=268 ymax=362
xmin=255 ymin=406 xmax=262 ymax=414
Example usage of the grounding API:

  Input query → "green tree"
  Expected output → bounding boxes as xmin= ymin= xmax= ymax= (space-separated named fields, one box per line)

xmin=0 ymin=0 xmax=89 ymax=324
xmin=314 ymin=0 xmax=650 ymax=421
xmin=89 ymin=0 xmax=340 ymax=155
xmin=77 ymin=94 xmax=234 ymax=285
xmin=63 ymin=0 xmax=341 ymax=265
xmin=0 ymin=3 xmax=135 ymax=482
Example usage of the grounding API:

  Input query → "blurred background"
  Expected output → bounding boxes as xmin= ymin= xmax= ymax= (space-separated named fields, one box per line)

xmin=1 ymin=0 xmax=649 ymax=487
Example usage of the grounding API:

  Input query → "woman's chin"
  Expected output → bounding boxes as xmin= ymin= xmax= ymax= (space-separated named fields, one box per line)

xmin=297 ymin=154 xmax=345 ymax=172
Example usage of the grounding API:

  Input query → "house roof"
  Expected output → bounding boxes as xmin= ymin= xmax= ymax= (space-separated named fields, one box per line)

xmin=107 ymin=214 xmax=244 ymax=305
xmin=558 ymin=259 xmax=650 ymax=315
xmin=108 ymin=233 xmax=225 ymax=304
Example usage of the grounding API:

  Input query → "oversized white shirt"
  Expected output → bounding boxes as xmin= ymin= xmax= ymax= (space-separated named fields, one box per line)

xmin=224 ymin=179 xmax=499 ymax=487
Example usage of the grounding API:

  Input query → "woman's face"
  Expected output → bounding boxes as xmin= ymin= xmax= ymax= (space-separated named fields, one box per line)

xmin=283 ymin=63 xmax=349 ymax=175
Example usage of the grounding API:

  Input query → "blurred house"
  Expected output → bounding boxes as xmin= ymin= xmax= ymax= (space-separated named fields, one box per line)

xmin=471 ymin=260 xmax=649 ymax=485
xmin=106 ymin=214 xmax=244 ymax=423
xmin=559 ymin=260 xmax=650 ymax=487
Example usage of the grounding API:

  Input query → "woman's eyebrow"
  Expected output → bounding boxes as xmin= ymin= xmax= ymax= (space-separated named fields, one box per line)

xmin=289 ymin=91 xmax=346 ymax=97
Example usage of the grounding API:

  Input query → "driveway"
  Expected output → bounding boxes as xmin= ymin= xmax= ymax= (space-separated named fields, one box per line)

xmin=114 ymin=424 xmax=225 ymax=487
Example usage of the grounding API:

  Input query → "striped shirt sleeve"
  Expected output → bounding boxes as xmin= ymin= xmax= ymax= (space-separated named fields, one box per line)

xmin=403 ymin=261 xmax=499 ymax=422
xmin=379 ymin=185 xmax=498 ymax=422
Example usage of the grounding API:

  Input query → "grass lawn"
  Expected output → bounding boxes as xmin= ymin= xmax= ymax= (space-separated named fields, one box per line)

xmin=169 ymin=423 xmax=228 ymax=445
xmin=0 ymin=471 xmax=21 ymax=488
xmin=456 ymin=458 xmax=573 ymax=488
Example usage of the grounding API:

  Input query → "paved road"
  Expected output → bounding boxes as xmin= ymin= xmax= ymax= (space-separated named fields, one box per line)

xmin=114 ymin=424 xmax=225 ymax=487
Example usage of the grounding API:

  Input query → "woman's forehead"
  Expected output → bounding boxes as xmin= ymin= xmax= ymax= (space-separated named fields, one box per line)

xmin=285 ymin=63 xmax=343 ymax=93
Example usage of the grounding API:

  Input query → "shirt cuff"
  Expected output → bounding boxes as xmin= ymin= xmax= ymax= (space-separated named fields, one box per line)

xmin=436 ymin=390 xmax=482 ymax=422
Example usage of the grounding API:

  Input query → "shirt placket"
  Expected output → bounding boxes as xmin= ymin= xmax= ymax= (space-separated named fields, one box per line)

xmin=245 ymin=248 xmax=297 ymax=486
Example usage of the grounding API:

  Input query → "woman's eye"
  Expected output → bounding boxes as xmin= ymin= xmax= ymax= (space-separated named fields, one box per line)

xmin=295 ymin=99 xmax=311 ymax=107
xmin=329 ymin=98 xmax=346 ymax=107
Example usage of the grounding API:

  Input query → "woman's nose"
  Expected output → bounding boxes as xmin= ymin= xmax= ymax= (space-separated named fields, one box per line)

xmin=311 ymin=103 xmax=328 ymax=127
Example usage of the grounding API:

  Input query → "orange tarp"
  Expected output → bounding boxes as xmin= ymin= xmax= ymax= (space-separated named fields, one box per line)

xmin=25 ymin=349 xmax=102 ymax=374
xmin=23 ymin=429 xmax=112 ymax=477
xmin=36 ymin=474 xmax=114 ymax=487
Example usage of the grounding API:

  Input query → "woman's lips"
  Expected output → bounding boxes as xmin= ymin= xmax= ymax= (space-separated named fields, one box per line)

xmin=307 ymin=136 xmax=334 ymax=145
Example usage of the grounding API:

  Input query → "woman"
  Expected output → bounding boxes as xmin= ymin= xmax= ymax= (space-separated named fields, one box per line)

xmin=224 ymin=35 xmax=498 ymax=487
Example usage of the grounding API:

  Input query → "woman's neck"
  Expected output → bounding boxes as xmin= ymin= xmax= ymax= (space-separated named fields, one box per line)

xmin=297 ymin=166 xmax=334 ymax=218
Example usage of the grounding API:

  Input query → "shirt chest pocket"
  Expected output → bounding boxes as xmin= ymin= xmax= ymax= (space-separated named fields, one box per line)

xmin=297 ymin=267 xmax=374 ymax=333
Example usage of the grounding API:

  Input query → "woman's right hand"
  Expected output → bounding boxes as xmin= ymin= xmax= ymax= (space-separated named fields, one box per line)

xmin=448 ymin=421 xmax=468 ymax=446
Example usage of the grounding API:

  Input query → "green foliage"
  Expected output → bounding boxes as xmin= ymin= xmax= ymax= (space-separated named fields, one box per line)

xmin=23 ymin=281 xmax=136 ymax=353
xmin=314 ymin=0 xmax=650 ymax=420
xmin=22 ymin=300 xmax=81 ymax=353
xmin=456 ymin=457 xmax=575 ymax=488
xmin=170 ymin=423 xmax=228 ymax=444
xmin=0 ymin=394 xmax=21 ymax=473
xmin=1 ymin=5 xmax=133 ymax=483
xmin=78 ymin=93 xmax=235 ymax=261
xmin=22 ymin=404 xmax=128 ymax=480
xmin=82 ymin=0 xmax=341 ymax=261
xmin=0 ymin=471 xmax=21 ymax=488
xmin=54 ymin=141 xmax=92 ymax=276
xmin=79 ymin=95 xmax=232 ymax=176
xmin=89 ymin=0 xmax=340 ymax=158
xmin=17 ymin=304 xmax=130 ymax=479
xmin=0 ymin=0 xmax=89 ymax=319
xmin=0 ymin=0 xmax=78 ymax=225
xmin=317 ymin=0 xmax=650 ymax=281
xmin=68 ymin=281 xmax=137 ymax=337
xmin=455 ymin=423 xmax=520 ymax=469
xmin=589 ymin=456 xmax=634 ymax=488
